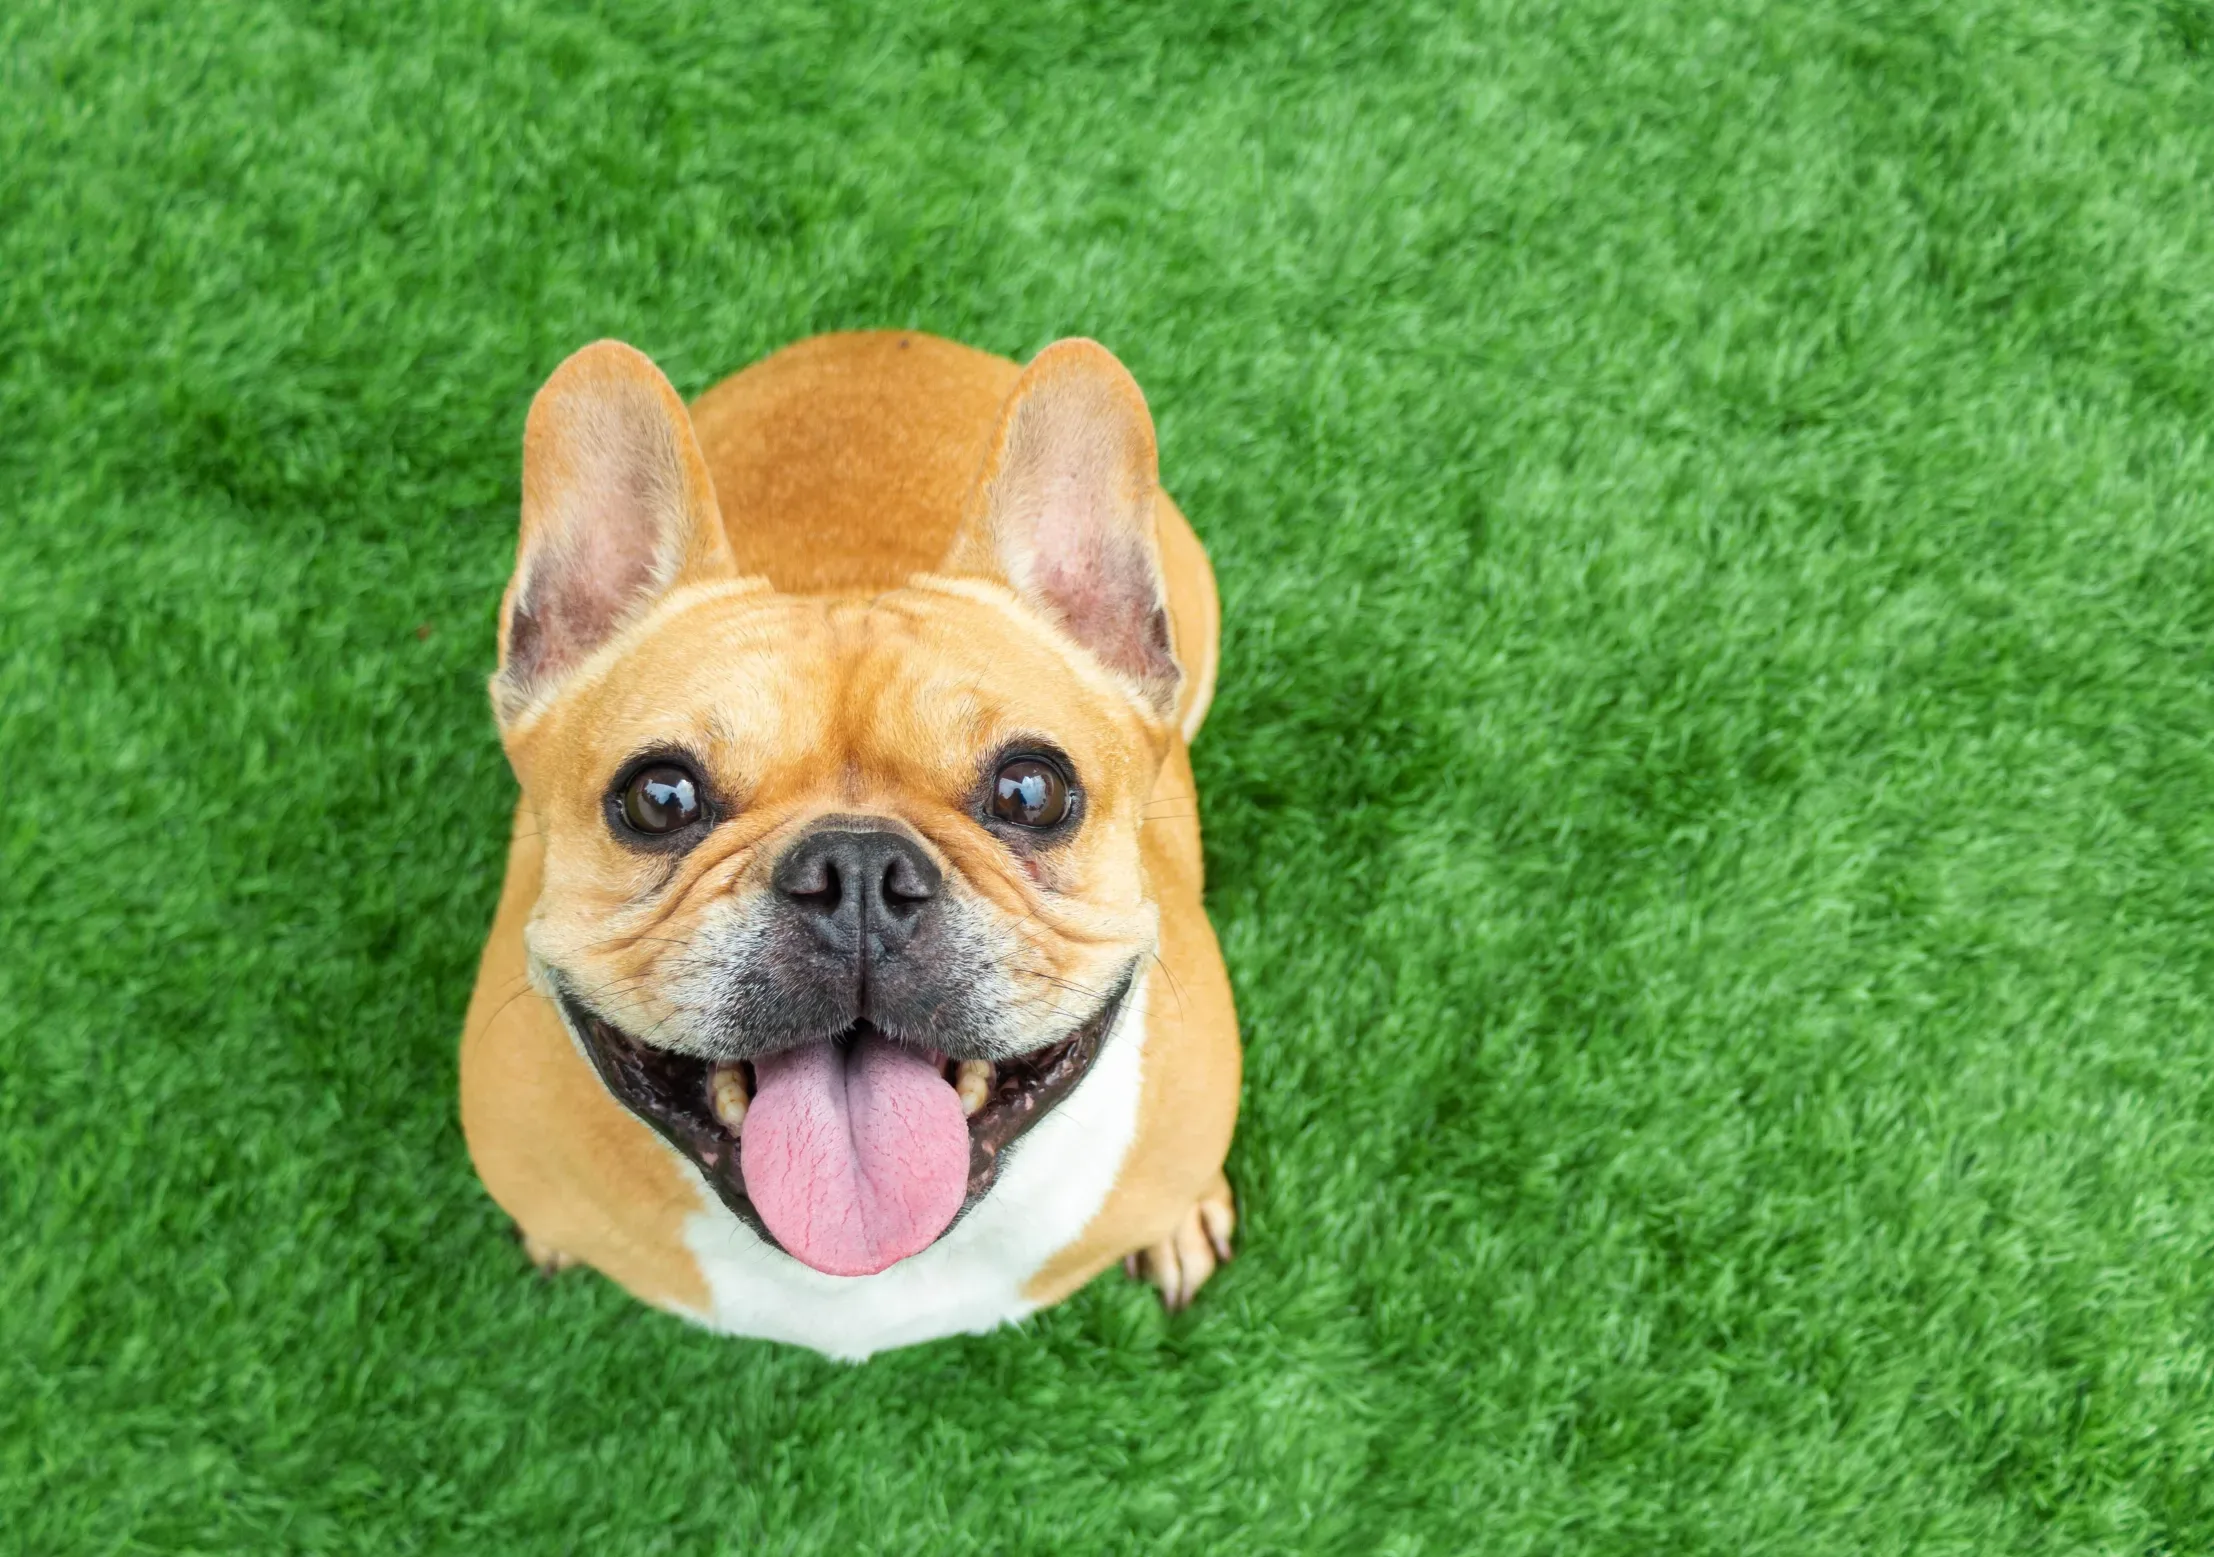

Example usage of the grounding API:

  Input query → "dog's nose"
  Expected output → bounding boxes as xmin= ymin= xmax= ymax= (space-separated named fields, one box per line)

xmin=771 ymin=828 xmax=942 ymax=959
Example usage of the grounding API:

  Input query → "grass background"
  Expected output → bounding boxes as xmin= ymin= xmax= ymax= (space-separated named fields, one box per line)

xmin=5 ymin=0 xmax=2214 ymax=1550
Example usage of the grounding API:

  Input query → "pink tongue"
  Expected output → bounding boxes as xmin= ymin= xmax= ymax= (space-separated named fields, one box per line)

xmin=739 ymin=1033 xmax=970 ymax=1276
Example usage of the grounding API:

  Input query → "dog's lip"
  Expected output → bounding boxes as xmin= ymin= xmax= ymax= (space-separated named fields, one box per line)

xmin=554 ymin=974 xmax=1132 ymax=1268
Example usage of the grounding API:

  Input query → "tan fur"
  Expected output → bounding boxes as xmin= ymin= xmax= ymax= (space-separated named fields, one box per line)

xmin=460 ymin=331 xmax=1240 ymax=1331
xmin=461 ymin=803 xmax=713 ymax=1313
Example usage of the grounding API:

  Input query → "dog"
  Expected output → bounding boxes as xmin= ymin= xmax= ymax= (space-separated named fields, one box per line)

xmin=458 ymin=331 xmax=1241 ymax=1358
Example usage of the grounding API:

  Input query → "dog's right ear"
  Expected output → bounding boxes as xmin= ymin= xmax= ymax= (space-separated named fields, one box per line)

xmin=492 ymin=341 xmax=735 ymax=724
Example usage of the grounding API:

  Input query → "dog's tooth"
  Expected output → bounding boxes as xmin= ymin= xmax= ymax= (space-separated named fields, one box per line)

xmin=709 ymin=1063 xmax=748 ymax=1136
xmin=956 ymin=1059 xmax=993 ymax=1118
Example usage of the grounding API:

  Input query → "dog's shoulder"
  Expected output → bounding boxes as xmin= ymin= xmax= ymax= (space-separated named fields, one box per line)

xmin=688 ymin=332 xmax=1018 ymax=595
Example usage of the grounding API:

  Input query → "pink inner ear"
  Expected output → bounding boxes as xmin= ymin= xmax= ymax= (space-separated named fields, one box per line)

xmin=504 ymin=516 xmax=665 ymax=692
xmin=988 ymin=373 xmax=1180 ymax=705
xmin=498 ymin=354 xmax=714 ymax=712
xmin=1028 ymin=513 xmax=1174 ymax=690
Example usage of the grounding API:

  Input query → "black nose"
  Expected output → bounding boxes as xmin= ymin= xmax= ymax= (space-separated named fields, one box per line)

xmin=771 ymin=828 xmax=942 ymax=960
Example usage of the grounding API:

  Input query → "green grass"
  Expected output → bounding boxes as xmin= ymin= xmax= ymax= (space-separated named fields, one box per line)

xmin=6 ymin=0 xmax=2214 ymax=1550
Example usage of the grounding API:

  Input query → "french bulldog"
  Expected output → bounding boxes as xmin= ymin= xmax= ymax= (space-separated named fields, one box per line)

xmin=458 ymin=331 xmax=1241 ymax=1359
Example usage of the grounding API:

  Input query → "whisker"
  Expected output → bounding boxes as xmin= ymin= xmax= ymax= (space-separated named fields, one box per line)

xmin=1150 ymin=949 xmax=1189 ymax=1021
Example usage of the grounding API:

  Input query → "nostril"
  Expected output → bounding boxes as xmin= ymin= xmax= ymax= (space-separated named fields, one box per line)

xmin=778 ymin=854 xmax=844 ymax=914
xmin=881 ymin=855 xmax=936 ymax=909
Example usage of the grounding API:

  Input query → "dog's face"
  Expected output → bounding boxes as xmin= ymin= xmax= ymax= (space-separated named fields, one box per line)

xmin=491 ymin=340 xmax=1181 ymax=1279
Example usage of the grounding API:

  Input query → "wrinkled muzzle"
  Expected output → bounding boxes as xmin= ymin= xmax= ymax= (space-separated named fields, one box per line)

xmin=556 ymin=817 xmax=1134 ymax=1277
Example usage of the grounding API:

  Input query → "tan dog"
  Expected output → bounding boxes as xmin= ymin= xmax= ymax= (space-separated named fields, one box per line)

xmin=459 ymin=331 xmax=1241 ymax=1358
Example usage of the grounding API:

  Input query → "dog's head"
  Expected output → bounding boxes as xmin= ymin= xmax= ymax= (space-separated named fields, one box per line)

xmin=489 ymin=339 xmax=1182 ymax=1277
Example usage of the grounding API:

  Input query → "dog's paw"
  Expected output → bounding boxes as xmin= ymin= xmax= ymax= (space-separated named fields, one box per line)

xmin=1123 ymin=1172 xmax=1235 ymax=1313
xmin=520 ymin=1229 xmax=579 ymax=1277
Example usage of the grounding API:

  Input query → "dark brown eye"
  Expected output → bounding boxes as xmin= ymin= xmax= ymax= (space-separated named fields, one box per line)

xmin=620 ymin=763 xmax=704 ymax=834
xmin=990 ymin=757 xmax=1073 ymax=829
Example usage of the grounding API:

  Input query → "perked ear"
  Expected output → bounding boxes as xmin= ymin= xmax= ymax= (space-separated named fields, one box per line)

xmin=950 ymin=339 xmax=1181 ymax=718
xmin=493 ymin=341 xmax=735 ymax=723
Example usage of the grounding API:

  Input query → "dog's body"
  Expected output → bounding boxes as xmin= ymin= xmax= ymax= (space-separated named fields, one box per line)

xmin=459 ymin=332 xmax=1239 ymax=1359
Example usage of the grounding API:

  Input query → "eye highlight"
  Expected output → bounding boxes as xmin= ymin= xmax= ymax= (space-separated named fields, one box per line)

xmin=989 ymin=756 xmax=1073 ymax=830
xmin=619 ymin=763 xmax=704 ymax=835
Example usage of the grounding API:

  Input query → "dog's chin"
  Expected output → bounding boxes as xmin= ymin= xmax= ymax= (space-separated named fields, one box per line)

xmin=555 ymin=972 xmax=1131 ymax=1276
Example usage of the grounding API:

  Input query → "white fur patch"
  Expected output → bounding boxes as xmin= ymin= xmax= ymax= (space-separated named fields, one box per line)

xmin=672 ymin=970 xmax=1150 ymax=1360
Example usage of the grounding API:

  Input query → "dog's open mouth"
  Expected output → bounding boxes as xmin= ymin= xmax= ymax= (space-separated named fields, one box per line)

xmin=559 ymin=978 xmax=1127 ymax=1278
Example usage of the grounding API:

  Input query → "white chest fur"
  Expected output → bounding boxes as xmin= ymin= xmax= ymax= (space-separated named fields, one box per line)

xmin=670 ymin=971 xmax=1149 ymax=1360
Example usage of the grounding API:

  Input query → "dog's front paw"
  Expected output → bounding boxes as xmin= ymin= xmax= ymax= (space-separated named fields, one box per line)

xmin=519 ymin=1228 xmax=579 ymax=1277
xmin=1123 ymin=1172 xmax=1235 ymax=1313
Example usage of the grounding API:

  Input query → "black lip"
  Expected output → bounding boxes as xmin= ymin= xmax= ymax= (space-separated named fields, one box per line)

xmin=557 ymin=972 xmax=1132 ymax=1268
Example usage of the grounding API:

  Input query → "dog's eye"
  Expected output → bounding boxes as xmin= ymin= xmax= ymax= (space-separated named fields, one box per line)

xmin=990 ymin=757 xmax=1072 ymax=829
xmin=620 ymin=764 xmax=703 ymax=834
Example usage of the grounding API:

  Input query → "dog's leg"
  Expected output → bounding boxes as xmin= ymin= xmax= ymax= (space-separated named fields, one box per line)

xmin=519 ymin=1228 xmax=578 ymax=1277
xmin=1123 ymin=1170 xmax=1235 ymax=1313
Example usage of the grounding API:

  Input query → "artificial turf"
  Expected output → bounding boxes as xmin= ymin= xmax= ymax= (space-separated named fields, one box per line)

xmin=6 ymin=0 xmax=2214 ymax=1550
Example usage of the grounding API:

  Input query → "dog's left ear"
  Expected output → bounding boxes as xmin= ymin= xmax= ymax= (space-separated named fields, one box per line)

xmin=948 ymin=339 xmax=1181 ymax=720
xmin=492 ymin=341 xmax=736 ymax=724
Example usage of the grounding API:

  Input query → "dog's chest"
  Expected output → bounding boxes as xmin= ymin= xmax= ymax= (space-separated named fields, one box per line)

xmin=672 ymin=972 xmax=1150 ymax=1360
